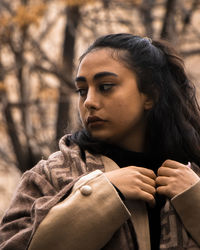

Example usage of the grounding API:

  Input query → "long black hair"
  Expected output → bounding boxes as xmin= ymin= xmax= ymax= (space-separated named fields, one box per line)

xmin=69 ymin=33 xmax=200 ymax=164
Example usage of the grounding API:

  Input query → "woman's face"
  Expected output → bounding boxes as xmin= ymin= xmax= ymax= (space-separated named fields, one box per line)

xmin=75 ymin=48 xmax=153 ymax=151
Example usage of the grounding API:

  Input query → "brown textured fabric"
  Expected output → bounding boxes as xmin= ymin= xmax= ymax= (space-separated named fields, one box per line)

xmin=160 ymin=200 xmax=199 ymax=249
xmin=0 ymin=136 xmax=95 ymax=250
xmin=160 ymin=163 xmax=200 ymax=249
xmin=0 ymin=135 xmax=200 ymax=249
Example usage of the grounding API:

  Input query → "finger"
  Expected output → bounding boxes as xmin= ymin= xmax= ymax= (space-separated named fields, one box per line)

xmin=158 ymin=161 xmax=190 ymax=176
xmin=141 ymin=174 xmax=156 ymax=187
xmin=141 ymin=182 xmax=156 ymax=196
xmin=156 ymin=176 xmax=169 ymax=186
xmin=140 ymin=191 xmax=156 ymax=208
xmin=162 ymin=159 xmax=186 ymax=169
xmin=156 ymin=185 xmax=171 ymax=198
xmin=157 ymin=167 xmax=175 ymax=177
xmin=133 ymin=166 xmax=156 ymax=179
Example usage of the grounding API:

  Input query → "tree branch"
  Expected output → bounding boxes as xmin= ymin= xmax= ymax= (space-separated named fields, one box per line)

xmin=181 ymin=49 xmax=200 ymax=57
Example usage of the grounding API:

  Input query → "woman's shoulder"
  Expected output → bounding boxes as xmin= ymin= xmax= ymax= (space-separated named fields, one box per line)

xmin=23 ymin=134 xmax=105 ymax=191
xmin=27 ymin=135 xmax=87 ymax=191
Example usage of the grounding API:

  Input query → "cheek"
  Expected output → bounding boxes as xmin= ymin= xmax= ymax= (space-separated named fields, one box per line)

xmin=78 ymin=103 xmax=85 ymax=123
xmin=112 ymin=101 xmax=133 ymax=115
xmin=111 ymin=100 xmax=144 ymax=121
xmin=109 ymin=103 xmax=131 ymax=125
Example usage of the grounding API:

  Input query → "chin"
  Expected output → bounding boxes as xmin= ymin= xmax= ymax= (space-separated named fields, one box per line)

xmin=90 ymin=130 xmax=113 ymax=142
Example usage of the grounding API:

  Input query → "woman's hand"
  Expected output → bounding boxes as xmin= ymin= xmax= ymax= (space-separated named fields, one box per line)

xmin=105 ymin=166 xmax=156 ymax=207
xmin=156 ymin=160 xmax=200 ymax=199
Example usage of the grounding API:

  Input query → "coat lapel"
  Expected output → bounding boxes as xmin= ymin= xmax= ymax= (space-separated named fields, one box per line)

xmin=101 ymin=155 xmax=151 ymax=250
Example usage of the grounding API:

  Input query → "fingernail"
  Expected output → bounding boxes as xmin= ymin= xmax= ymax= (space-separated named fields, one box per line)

xmin=187 ymin=162 xmax=191 ymax=168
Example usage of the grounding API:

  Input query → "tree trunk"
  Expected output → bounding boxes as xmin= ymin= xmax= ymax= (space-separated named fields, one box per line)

xmin=56 ymin=6 xmax=81 ymax=143
xmin=140 ymin=0 xmax=154 ymax=37
xmin=3 ymin=101 xmax=40 ymax=172
xmin=160 ymin=0 xmax=177 ymax=41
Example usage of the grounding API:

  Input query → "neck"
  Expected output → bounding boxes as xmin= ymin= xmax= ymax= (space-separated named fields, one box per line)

xmin=117 ymin=139 xmax=144 ymax=152
xmin=116 ymin=125 xmax=146 ymax=153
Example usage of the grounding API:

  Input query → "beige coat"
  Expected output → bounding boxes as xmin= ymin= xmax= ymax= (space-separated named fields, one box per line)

xmin=0 ymin=135 xmax=200 ymax=249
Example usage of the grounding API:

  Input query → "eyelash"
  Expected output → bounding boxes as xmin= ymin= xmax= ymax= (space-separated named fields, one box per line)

xmin=76 ymin=83 xmax=115 ymax=97
xmin=99 ymin=83 xmax=115 ymax=92
xmin=75 ymin=88 xmax=87 ymax=96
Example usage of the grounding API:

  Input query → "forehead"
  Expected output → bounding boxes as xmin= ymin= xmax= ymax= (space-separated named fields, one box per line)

xmin=77 ymin=48 xmax=126 ymax=74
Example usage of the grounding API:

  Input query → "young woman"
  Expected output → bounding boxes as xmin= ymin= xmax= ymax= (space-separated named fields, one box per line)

xmin=0 ymin=33 xmax=200 ymax=250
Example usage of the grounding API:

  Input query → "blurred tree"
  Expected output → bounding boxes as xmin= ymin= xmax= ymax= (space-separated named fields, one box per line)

xmin=56 ymin=5 xmax=81 ymax=142
xmin=0 ymin=0 xmax=200 ymax=174
xmin=160 ymin=0 xmax=178 ymax=41
xmin=0 ymin=0 xmax=76 ymax=172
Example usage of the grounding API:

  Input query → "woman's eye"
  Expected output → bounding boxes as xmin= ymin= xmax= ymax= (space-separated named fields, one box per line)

xmin=99 ymin=84 xmax=115 ymax=92
xmin=76 ymin=88 xmax=87 ymax=97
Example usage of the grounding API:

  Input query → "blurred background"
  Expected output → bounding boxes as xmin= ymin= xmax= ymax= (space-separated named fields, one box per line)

xmin=0 ymin=0 xmax=200 ymax=219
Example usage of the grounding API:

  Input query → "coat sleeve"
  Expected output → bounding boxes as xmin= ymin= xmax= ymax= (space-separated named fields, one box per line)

xmin=171 ymin=180 xmax=200 ymax=246
xmin=0 ymin=160 xmax=79 ymax=250
xmin=0 ymin=158 xmax=131 ymax=250
xmin=28 ymin=170 xmax=131 ymax=250
xmin=171 ymin=162 xmax=200 ymax=246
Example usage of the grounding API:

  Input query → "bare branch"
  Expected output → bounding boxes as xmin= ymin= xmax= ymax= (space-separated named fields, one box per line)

xmin=0 ymin=0 xmax=14 ymax=14
xmin=32 ymin=64 xmax=74 ymax=90
xmin=181 ymin=49 xmax=200 ymax=57
xmin=38 ymin=9 xmax=66 ymax=42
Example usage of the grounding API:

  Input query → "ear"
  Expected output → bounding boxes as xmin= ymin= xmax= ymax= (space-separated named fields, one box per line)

xmin=144 ymin=95 xmax=154 ymax=110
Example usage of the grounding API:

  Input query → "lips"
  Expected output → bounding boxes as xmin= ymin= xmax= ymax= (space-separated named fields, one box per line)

xmin=86 ymin=116 xmax=105 ymax=125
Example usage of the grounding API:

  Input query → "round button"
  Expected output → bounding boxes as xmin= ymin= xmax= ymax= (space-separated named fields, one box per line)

xmin=80 ymin=185 xmax=92 ymax=196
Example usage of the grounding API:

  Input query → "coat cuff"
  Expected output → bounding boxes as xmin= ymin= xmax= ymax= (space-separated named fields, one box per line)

xmin=171 ymin=180 xmax=200 ymax=245
xmin=29 ymin=170 xmax=131 ymax=250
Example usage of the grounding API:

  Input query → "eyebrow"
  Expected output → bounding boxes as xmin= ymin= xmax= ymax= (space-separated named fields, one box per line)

xmin=75 ymin=71 xmax=118 ymax=83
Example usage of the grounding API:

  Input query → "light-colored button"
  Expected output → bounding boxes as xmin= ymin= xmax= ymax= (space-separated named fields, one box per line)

xmin=80 ymin=185 xmax=92 ymax=196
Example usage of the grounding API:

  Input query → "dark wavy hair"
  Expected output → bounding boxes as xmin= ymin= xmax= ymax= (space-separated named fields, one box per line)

xmin=69 ymin=33 xmax=200 ymax=164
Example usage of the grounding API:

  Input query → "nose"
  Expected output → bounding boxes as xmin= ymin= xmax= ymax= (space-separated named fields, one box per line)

xmin=84 ymin=88 xmax=100 ymax=110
